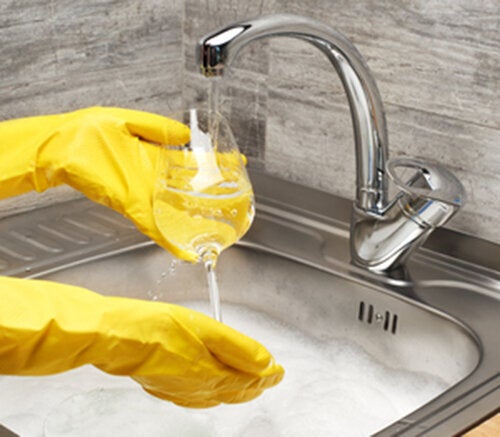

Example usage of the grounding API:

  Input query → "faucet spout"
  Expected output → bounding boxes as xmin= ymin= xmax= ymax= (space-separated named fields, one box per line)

xmin=197 ymin=14 xmax=389 ymax=214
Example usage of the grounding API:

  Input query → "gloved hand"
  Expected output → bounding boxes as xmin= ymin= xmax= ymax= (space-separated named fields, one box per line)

xmin=0 ymin=276 xmax=284 ymax=407
xmin=0 ymin=107 xmax=195 ymax=261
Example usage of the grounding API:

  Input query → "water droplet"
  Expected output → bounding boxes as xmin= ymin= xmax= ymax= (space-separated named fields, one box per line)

xmin=169 ymin=260 xmax=177 ymax=275
xmin=231 ymin=209 xmax=238 ymax=217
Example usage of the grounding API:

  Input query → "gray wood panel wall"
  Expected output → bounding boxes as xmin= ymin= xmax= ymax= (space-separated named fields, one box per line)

xmin=183 ymin=0 xmax=500 ymax=244
xmin=1 ymin=0 xmax=184 ymax=118
xmin=1 ymin=1 xmax=498 ymax=244
xmin=0 ymin=0 xmax=184 ymax=217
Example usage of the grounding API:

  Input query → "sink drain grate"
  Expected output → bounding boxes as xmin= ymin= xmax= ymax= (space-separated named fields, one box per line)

xmin=358 ymin=301 xmax=398 ymax=334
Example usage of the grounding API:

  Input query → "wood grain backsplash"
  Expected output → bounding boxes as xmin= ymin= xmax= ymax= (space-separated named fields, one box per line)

xmin=1 ymin=1 xmax=498 ymax=245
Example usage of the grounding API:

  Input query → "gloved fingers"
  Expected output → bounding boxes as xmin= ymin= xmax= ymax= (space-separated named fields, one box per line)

xmin=210 ymin=363 xmax=284 ymax=403
xmin=143 ymin=388 xmax=265 ymax=409
xmin=170 ymin=305 xmax=280 ymax=375
xmin=138 ymin=372 xmax=281 ymax=407
xmin=129 ymin=303 xmax=284 ymax=408
xmin=140 ymin=387 xmax=221 ymax=408
xmin=204 ymin=333 xmax=279 ymax=376
xmin=134 ymin=365 xmax=282 ymax=408
xmin=84 ymin=107 xmax=191 ymax=146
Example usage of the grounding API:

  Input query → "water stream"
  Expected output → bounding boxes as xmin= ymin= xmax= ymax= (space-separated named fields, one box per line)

xmin=208 ymin=78 xmax=221 ymax=116
xmin=204 ymin=78 xmax=223 ymax=322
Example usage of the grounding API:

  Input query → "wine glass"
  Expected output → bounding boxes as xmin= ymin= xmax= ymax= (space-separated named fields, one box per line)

xmin=153 ymin=108 xmax=255 ymax=321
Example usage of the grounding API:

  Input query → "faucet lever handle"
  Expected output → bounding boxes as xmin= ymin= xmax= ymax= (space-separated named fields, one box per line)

xmin=387 ymin=158 xmax=466 ymax=228
xmin=387 ymin=158 xmax=466 ymax=207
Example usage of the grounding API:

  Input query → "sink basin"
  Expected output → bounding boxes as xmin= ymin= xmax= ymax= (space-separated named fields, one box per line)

xmin=0 ymin=169 xmax=497 ymax=436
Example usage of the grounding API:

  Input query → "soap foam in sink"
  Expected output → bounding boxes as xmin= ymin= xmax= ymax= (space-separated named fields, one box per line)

xmin=45 ymin=388 xmax=216 ymax=437
xmin=0 ymin=302 xmax=448 ymax=437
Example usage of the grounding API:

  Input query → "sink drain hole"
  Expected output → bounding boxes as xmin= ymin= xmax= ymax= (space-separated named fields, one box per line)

xmin=367 ymin=304 xmax=374 ymax=323
xmin=383 ymin=310 xmax=390 ymax=331
xmin=391 ymin=314 xmax=398 ymax=334
xmin=358 ymin=301 xmax=365 ymax=321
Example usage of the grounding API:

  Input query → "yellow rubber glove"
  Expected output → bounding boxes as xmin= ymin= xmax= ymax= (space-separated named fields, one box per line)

xmin=0 ymin=276 xmax=284 ymax=407
xmin=0 ymin=107 xmax=194 ymax=260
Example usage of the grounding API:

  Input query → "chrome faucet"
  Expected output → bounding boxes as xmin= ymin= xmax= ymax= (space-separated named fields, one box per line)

xmin=197 ymin=14 xmax=465 ymax=274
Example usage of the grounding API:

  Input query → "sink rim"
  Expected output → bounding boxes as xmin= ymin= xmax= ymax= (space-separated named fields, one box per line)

xmin=0 ymin=168 xmax=498 ymax=436
xmin=9 ymin=240 xmax=483 ymax=437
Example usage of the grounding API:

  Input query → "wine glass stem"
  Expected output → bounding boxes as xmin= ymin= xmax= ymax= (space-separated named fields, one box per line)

xmin=203 ymin=251 xmax=222 ymax=322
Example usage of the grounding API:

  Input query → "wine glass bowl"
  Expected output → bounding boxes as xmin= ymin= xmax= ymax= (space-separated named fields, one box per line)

xmin=154 ymin=109 xmax=254 ymax=264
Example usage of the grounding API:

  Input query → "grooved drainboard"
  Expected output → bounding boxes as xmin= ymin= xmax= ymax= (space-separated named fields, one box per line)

xmin=0 ymin=199 xmax=149 ymax=278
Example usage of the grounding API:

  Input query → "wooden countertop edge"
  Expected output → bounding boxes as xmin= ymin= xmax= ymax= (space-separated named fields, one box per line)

xmin=462 ymin=412 xmax=500 ymax=436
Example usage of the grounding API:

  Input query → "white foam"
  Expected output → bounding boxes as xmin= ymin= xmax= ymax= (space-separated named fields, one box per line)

xmin=0 ymin=302 xmax=449 ymax=437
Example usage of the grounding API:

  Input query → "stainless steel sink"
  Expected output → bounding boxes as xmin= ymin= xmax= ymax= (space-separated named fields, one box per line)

xmin=0 ymin=169 xmax=498 ymax=436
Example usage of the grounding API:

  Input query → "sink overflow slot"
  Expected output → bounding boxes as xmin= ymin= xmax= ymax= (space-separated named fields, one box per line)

xmin=358 ymin=301 xmax=398 ymax=334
